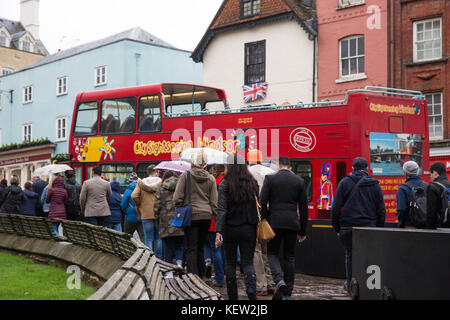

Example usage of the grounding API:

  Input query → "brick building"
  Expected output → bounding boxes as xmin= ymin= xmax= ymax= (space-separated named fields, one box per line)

xmin=389 ymin=0 xmax=449 ymax=165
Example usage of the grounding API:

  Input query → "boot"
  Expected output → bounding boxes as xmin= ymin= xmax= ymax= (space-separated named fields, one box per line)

xmin=244 ymin=272 xmax=257 ymax=300
xmin=226 ymin=276 xmax=238 ymax=300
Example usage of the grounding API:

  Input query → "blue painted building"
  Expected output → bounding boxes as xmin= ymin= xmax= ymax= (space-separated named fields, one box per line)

xmin=0 ymin=27 xmax=202 ymax=183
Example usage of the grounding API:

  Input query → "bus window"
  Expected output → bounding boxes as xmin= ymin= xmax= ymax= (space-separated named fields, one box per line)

xmin=73 ymin=167 xmax=82 ymax=185
xmin=101 ymin=164 xmax=134 ymax=187
xmin=74 ymin=101 xmax=98 ymax=136
xmin=100 ymin=97 xmax=136 ymax=134
xmin=136 ymin=162 xmax=159 ymax=179
xmin=291 ymin=160 xmax=312 ymax=202
xmin=336 ymin=161 xmax=347 ymax=186
xmin=138 ymin=95 xmax=161 ymax=132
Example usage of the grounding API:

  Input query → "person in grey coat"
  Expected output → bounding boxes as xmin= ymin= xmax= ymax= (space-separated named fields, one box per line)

xmin=80 ymin=166 xmax=112 ymax=226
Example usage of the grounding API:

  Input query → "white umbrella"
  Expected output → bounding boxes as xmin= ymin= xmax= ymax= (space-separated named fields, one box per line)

xmin=180 ymin=147 xmax=228 ymax=165
xmin=154 ymin=160 xmax=190 ymax=173
xmin=32 ymin=164 xmax=73 ymax=177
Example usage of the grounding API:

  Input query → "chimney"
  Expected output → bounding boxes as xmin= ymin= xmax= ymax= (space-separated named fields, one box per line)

xmin=20 ymin=0 xmax=40 ymax=40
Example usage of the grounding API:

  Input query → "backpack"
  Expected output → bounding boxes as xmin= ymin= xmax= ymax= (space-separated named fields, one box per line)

xmin=431 ymin=181 xmax=450 ymax=228
xmin=403 ymin=181 xmax=428 ymax=228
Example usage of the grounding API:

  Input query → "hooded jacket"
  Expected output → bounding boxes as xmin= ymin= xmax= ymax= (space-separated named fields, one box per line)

xmin=106 ymin=181 xmax=123 ymax=224
xmin=23 ymin=189 xmax=39 ymax=216
xmin=426 ymin=174 xmax=450 ymax=229
xmin=154 ymin=176 xmax=184 ymax=238
xmin=331 ymin=170 xmax=386 ymax=233
xmin=131 ymin=176 xmax=162 ymax=220
xmin=173 ymin=167 xmax=218 ymax=221
xmin=0 ymin=185 xmax=24 ymax=214
xmin=46 ymin=176 xmax=68 ymax=222
xmin=396 ymin=175 xmax=427 ymax=228
xmin=121 ymin=182 xmax=139 ymax=222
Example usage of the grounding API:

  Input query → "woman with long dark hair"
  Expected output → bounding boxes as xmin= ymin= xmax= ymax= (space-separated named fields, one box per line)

xmin=215 ymin=154 xmax=259 ymax=300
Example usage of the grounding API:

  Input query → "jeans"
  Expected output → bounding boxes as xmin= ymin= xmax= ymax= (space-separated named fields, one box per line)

xmin=52 ymin=222 xmax=60 ymax=236
xmin=84 ymin=216 xmax=108 ymax=227
xmin=207 ymin=231 xmax=225 ymax=283
xmin=267 ymin=228 xmax=297 ymax=297
xmin=339 ymin=229 xmax=353 ymax=288
xmin=105 ymin=222 xmax=122 ymax=232
xmin=223 ymin=224 xmax=256 ymax=279
xmin=123 ymin=220 xmax=145 ymax=243
xmin=184 ymin=220 xmax=211 ymax=278
xmin=142 ymin=219 xmax=162 ymax=259
xmin=162 ymin=236 xmax=185 ymax=266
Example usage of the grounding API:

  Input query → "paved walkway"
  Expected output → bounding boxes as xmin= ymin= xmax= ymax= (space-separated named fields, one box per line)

xmin=205 ymin=272 xmax=351 ymax=300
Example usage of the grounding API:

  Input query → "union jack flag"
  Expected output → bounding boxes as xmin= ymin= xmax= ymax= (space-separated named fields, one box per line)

xmin=243 ymin=82 xmax=268 ymax=103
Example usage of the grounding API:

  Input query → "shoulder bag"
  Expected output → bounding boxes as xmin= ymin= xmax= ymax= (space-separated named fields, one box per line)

xmin=255 ymin=195 xmax=275 ymax=243
xmin=171 ymin=172 xmax=192 ymax=228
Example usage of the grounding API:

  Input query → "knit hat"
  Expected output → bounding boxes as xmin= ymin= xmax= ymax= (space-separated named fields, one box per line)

xmin=403 ymin=161 xmax=419 ymax=176
xmin=247 ymin=149 xmax=263 ymax=164
xmin=191 ymin=149 xmax=208 ymax=168
xmin=128 ymin=172 xmax=139 ymax=183
xmin=352 ymin=157 xmax=368 ymax=170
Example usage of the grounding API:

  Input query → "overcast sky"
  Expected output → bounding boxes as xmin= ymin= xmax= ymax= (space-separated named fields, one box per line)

xmin=0 ymin=0 xmax=223 ymax=54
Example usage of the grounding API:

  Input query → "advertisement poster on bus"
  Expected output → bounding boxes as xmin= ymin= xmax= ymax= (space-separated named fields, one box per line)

xmin=369 ymin=132 xmax=423 ymax=176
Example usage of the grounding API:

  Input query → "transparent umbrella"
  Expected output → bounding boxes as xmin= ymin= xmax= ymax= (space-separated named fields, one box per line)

xmin=32 ymin=164 xmax=72 ymax=177
xmin=180 ymin=147 xmax=228 ymax=165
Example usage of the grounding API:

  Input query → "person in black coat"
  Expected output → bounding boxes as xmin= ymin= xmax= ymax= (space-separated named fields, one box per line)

xmin=32 ymin=175 xmax=48 ymax=216
xmin=216 ymin=154 xmax=259 ymax=300
xmin=259 ymin=156 xmax=308 ymax=300
xmin=331 ymin=157 xmax=385 ymax=294
xmin=426 ymin=161 xmax=450 ymax=229
xmin=64 ymin=170 xmax=82 ymax=221
xmin=0 ymin=179 xmax=8 ymax=208
xmin=0 ymin=176 xmax=24 ymax=214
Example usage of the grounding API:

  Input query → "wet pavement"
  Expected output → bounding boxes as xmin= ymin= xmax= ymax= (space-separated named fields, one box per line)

xmin=204 ymin=272 xmax=351 ymax=300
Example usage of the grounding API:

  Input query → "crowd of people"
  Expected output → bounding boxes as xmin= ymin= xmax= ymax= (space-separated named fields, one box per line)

xmin=1 ymin=152 xmax=448 ymax=300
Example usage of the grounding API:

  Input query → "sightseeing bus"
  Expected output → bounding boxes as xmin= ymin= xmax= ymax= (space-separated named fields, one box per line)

xmin=69 ymin=83 xmax=428 ymax=277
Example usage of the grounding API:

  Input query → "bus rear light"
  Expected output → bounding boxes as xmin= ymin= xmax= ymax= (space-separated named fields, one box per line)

xmin=365 ymin=130 xmax=370 ymax=137
xmin=422 ymin=134 xmax=426 ymax=140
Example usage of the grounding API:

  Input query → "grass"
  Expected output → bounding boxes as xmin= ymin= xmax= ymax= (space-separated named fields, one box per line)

xmin=0 ymin=251 xmax=97 ymax=300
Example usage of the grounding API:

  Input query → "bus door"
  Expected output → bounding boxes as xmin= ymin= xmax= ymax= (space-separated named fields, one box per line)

xmin=71 ymin=163 xmax=97 ymax=185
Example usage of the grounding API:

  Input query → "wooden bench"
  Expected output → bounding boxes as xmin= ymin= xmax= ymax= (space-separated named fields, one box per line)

xmin=88 ymin=247 xmax=222 ymax=300
xmin=0 ymin=214 xmax=55 ymax=239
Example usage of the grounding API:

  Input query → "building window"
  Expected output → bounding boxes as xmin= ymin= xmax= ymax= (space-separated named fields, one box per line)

xmin=56 ymin=117 xmax=68 ymax=141
xmin=57 ymin=76 xmax=68 ymax=96
xmin=414 ymin=18 xmax=441 ymax=62
xmin=241 ymin=0 xmax=260 ymax=18
xmin=95 ymin=66 xmax=107 ymax=86
xmin=22 ymin=124 xmax=32 ymax=142
xmin=2 ymin=68 xmax=13 ymax=76
xmin=339 ymin=35 xmax=365 ymax=78
xmin=0 ymin=31 xmax=9 ymax=47
xmin=23 ymin=85 xmax=33 ymax=103
xmin=245 ymin=40 xmax=265 ymax=85
xmin=338 ymin=0 xmax=365 ymax=8
xmin=426 ymin=92 xmax=443 ymax=140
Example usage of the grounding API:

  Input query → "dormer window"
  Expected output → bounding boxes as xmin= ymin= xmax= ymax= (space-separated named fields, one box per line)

xmin=0 ymin=30 xmax=10 ymax=47
xmin=21 ymin=35 xmax=34 ymax=52
xmin=241 ymin=0 xmax=260 ymax=18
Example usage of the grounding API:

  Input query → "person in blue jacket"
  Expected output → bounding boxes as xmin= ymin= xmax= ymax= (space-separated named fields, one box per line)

xmin=22 ymin=182 xmax=39 ymax=216
xmin=331 ymin=157 xmax=386 ymax=294
xmin=105 ymin=180 xmax=123 ymax=232
xmin=121 ymin=173 xmax=144 ymax=241
xmin=396 ymin=161 xmax=427 ymax=228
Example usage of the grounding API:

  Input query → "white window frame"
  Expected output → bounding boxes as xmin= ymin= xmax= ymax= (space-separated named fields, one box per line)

xmin=23 ymin=85 xmax=33 ymax=104
xmin=413 ymin=18 xmax=442 ymax=63
xmin=2 ymin=68 xmax=14 ymax=76
xmin=338 ymin=0 xmax=365 ymax=9
xmin=56 ymin=116 xmax=68 ymax=142
xmin=338 ymin=35 xmax=366 ymax=81
xmin=94 ymin=66 xmax=107 ymax=86
xmin=56 ymin=76 xmax=68 ymax=96
xmin=426 ymin=92 xmax=443 ymax=140
xmin=22 ymin=123 xmax=32 ymax=142
xmin=0 ymin=30 xmax=10 ymax=47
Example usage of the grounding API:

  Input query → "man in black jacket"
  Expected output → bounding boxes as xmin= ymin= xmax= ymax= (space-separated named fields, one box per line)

xmin=260 ymin=156 xmax=308 ymax=300
xmin=64 ymin=170 xmax=82 ymax=221
xmin=331 ymin=157 xmax=385 ymax=294
xmin=426 ymin=162 xmax=450 ymax=229
xmin=32 ymin=175 xmax=48 ymax=217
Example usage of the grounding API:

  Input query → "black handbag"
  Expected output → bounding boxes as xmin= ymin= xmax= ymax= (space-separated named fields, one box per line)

xmin=171 ymin=172 xmax=192 ymax=228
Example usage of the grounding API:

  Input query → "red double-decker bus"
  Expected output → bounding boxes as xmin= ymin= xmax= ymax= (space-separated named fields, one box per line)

xmin=69 ymin=83 xmax=428 ymax=277
xmin=69 ymin=83 xmax=428 ymax=221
